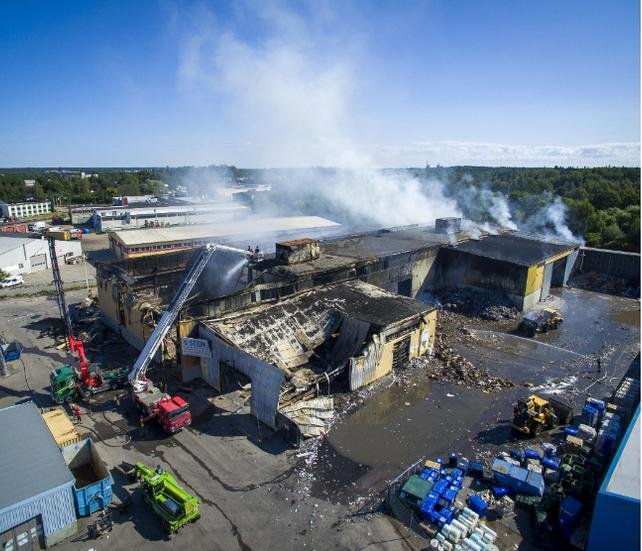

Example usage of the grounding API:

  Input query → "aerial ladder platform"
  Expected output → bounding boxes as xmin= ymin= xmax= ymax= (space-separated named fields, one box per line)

xmin=126 ymin=244 xmax=246 ymax=432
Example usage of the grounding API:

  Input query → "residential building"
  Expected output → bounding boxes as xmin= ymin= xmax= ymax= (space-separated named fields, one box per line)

xmin=0 ymin=201 xmax=51 ymax=219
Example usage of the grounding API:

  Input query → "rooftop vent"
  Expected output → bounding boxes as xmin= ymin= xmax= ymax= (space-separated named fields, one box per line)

xmin=435 ymin=217 xmax=462 ymax=234
xmin=276 ymin=238 xmax=320 ymax=265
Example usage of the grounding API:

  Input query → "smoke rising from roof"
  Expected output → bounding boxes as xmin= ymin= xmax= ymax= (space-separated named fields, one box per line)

xmin=176 ymin=2 xmax=580 ymax=244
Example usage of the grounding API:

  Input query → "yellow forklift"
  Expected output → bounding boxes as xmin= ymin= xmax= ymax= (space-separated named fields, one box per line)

xmin=512 ymin=394 xmax=574 ymax=437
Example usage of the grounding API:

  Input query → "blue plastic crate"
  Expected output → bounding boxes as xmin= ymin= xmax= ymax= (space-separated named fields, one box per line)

xmin=433 ymin=479 xmax=448 ymax=496
xmin=467 ymin=495 xmax=488 ymax=517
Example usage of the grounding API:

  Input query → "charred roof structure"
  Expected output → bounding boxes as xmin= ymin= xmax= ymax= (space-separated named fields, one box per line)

xmin=197 ymin=280 xmax=437 ymax=441
xmin=433 ymin=232 xmax=579 ymax=310
xmin=447 ymin=233 xmax=577 ymax=267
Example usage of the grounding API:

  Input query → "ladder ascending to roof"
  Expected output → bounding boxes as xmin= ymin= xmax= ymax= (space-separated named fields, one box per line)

xmin=127 ymin=245 xmax=218 ymax=391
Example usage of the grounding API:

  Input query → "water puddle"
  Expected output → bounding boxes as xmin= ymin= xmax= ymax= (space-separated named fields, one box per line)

xmin=610 ymin=308 xmax=640 ymax=327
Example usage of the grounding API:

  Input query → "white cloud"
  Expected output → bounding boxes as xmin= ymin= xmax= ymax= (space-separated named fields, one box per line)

xmin=366 ymin=141 xmax=641 ymax=168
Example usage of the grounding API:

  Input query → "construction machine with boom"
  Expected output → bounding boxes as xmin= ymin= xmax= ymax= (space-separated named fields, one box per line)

xmin=135 ymin=463 xmax=200 ymax=534
xmin=47 ymin=236 xmax=128 ymax=404
xmin=125 ymin=244 xmax=247 ymax=433
xmin=512 ymin=394 xmax=574 ymax=437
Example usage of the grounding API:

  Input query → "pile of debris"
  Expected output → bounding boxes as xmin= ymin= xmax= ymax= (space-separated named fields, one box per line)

xmin=431 ymin=335 xmax=514 ymax=391
xmin=437 ymin=288 xmax=520 ymax=321
xmin=569 ymin=272 xmax=640 ymax=299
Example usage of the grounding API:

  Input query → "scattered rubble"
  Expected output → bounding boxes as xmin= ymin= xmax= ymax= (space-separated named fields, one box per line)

xmin=437 ymin=288 xmax=520 ymax=321
xmin=569 ymin=272 xmax=640 ymax=299
xmin=424 ymin=336 xmax=514 ymax=391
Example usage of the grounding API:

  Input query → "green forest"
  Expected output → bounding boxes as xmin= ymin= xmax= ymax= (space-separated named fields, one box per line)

xmin=0 ymin=169 xmax=164 ymax=206
xmin=0 ymin=166 xmax=639 ymax=252
xmin=429 ymin=166 xmax=640 ymax=252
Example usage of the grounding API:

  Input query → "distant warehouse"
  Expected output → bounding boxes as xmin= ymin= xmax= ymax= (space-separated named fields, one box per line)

xmin=108 ymin=216 xmax=341 ymax=259
xmin=0 ymin=236 xmax=82 ymax=275
xmin=90 ymin=202 xmax=251 ymax=231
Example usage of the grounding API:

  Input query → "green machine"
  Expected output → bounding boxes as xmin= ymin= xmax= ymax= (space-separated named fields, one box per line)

xmin=50 ymin=364 xmax=127 ymax=404
xmin=135 ymin=463 xmax=200 ymax=534
xmin=50 ymin=365 xmax=78 ymax=404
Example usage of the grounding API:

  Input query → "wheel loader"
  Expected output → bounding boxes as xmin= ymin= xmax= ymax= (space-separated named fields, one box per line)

xmin=518 ymin=307 xmax=563 ymax=337
xmin=512 ymin=394 xmax=574 ymax=437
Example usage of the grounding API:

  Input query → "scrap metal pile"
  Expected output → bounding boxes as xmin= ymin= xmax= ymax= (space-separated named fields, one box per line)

xmin=437 ymin=288 xmax=520 ymax=321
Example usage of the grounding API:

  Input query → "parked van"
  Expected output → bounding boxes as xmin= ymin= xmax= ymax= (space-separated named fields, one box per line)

xmin=0 ymin=275 xmax=24 ymax=288
xmin=28 ymin=221 xmax=46 ymax=231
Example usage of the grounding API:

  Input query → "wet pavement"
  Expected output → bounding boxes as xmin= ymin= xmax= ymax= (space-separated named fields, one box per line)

xmin=312 ymin=287 xmax=640 ymax=505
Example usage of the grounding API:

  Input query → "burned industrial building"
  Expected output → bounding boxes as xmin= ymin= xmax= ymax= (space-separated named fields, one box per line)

xmin=94 ymin=218 xmax=580 ymax=440
xmin=196 ymin=280 xmax=436 ymax=440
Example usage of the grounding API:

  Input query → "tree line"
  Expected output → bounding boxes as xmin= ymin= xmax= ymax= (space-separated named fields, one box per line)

xmin=0 ymin=169 xmax=164 ymax=206
xmin=0 ymin=165 xmax=638 ymax=252
xmin=428 ymin=166 xmax=639 ymax=252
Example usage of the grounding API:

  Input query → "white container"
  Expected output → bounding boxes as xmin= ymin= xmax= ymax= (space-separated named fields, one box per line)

xmin=441 ymin=523 xmax=462 ymax=544
xmin=461 ymin=538 xmax=482 ymax=551
xmin=462 ymin=508 xmax=480 ymax=522
xmin=430 ymin=539 xmax=441 ymax=550
xmin=477 ymin=524 xmax=497 ymax=542
xmin=451 ymin=519 xmax=469 ymax=537
xmin=468 ymin=532 xmax=487 ymax=550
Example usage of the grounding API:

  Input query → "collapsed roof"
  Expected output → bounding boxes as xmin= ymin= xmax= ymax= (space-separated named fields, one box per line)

xmin=206 ymin=279 xmax=435 ymax=380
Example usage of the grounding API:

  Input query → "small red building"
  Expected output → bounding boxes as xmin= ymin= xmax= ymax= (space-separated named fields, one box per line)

xmin=0 ymin=222 xmax=28 ymax=233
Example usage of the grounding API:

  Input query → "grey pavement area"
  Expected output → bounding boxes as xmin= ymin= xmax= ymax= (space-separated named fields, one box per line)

xmin=0 ymin=292 xmax=422 ymax=551
xmin=0 ymin=285 xmax=638 ymax=551
xmin=0 ymin=260 xmax=95 ymax=298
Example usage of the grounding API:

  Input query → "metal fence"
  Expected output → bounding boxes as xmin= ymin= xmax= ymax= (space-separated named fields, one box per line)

xmin=384 ymin=456 xmax=432 ymax=539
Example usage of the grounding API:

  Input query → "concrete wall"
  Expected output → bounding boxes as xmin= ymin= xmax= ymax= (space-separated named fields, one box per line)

xmin=430 ymin=248 xmax=529 ymax=307
xmin=575 ymin=247 xmax=641 ymax=284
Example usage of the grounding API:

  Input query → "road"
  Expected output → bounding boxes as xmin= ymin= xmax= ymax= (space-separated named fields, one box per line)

xmin=0 ymin=293 xmax=420 ymax=551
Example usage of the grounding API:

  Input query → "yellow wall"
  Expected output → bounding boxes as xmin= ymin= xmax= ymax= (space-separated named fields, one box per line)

xmin=525 ymin=264 xmax=545 ymax=295
xmin=350 ymin=310 xmax=437 ymax=389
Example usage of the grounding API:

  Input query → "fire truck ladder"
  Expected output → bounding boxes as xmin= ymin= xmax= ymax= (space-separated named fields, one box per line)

xmin=127 ymin=244 xmax=244 ymax=392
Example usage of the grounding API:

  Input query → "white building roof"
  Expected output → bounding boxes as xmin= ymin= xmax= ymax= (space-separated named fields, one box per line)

xmin=112 ymin=216 xmax=340 ymax=247
xmin=0 ymin=236 xmax=39 ymax=254
xmin=94 ymin=202 xmax=249 ymax=218
xmin=605 ymin=407 xmax=640 ymax=500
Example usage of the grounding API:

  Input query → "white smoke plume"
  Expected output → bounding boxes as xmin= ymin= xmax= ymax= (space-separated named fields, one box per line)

xmin=174 ymin=3 xmax=581 ymax=243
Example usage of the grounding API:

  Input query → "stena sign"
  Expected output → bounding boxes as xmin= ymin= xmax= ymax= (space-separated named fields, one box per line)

xmin=181 ymin=337 xmax=211 ymax=358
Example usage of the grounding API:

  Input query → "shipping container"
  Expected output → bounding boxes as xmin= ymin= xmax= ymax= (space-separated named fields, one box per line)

xmin=42 ymin=408 xmax=81 ymax=448
xmin=61 ymin=439 xmax=112 ymax=516
xmin=48 ymin=230 xmax=71 ymax=241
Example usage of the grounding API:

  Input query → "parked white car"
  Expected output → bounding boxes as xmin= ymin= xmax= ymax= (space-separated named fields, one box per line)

xmin=0 ymin=275 xmax=24 ymax=288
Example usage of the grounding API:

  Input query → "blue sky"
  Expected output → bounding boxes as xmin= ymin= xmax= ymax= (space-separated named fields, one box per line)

xmin=0 ymin=0 xmax=639 ymax=167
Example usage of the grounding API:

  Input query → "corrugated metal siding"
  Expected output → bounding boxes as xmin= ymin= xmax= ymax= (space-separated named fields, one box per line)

xmin=349 ymin=334 xmax=385 ymax=390
xmin=0 ymin=483 xmax=76 ymax=538
xmin=201 ymin=325 xmax=284 ymax=428
xmin=541 ymin=262 xmax=553 ymax=299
